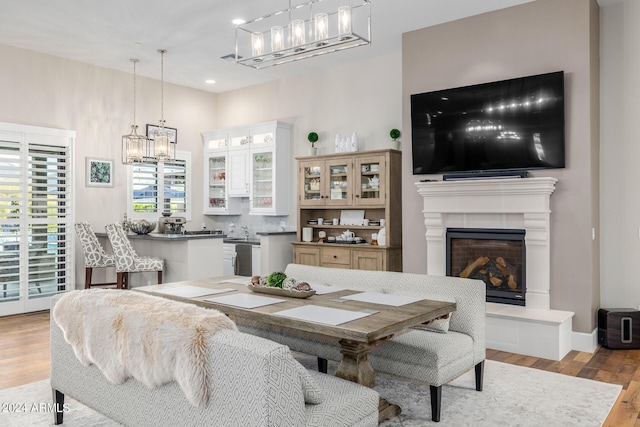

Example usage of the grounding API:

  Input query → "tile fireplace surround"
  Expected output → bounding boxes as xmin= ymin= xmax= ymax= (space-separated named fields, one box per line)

xmin=416 ymin=177 xmax=574 ymax=360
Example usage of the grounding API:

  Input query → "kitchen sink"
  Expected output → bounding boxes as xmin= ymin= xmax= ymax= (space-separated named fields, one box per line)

xmin=224 ymin=237 xmax=260 ymax=244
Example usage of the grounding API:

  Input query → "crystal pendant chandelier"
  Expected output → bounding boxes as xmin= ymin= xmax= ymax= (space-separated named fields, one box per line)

xmin=149 ymin=49 xmax=175 ymax=162
xmin=234 ymin=0 xmax=371 ymax=70
xmin=122 ymin=59 xmax=148 ymax=164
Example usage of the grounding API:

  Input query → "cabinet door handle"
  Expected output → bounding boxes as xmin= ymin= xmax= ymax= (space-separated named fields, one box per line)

xmin=333 ymin=255 xmax=337 ymax=258
xmin=355 ymin=194 xmax=360 ymax=198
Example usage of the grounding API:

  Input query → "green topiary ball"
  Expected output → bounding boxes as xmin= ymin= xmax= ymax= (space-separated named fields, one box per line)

xmin=390 ymin=129 xmax=401 ymax=140
xmin=308 ymin=132 xmax=319 ymax=144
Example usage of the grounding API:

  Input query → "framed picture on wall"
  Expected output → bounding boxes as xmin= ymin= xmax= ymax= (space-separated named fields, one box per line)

xmin=85 ymin=157 xmax=114 ymax=187
xmin=146 ymin=124 xmax=177 ymax=144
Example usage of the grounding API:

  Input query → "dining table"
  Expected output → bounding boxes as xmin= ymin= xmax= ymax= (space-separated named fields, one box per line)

xmin=134 ymin=276 xmax=456 ymax=422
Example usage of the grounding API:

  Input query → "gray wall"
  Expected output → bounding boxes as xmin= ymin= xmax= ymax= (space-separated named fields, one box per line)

xmin=0 ymin=43 xmax=218 ymax=288
xmin=401 ymin=0 xmax=601 ymax=333
xmin=600 ymin=0 xmax=640 ymax=310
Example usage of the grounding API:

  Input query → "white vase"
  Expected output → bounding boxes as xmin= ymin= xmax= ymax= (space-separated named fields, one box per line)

xmin=392 ymin=139 xmax=401 ymax=150
xmin=310 ymin=146 xmax=317 ymax=156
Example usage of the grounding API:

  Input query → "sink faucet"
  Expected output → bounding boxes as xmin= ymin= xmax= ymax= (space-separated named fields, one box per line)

xmin=241 ymin=226 xmax=249 ymax=241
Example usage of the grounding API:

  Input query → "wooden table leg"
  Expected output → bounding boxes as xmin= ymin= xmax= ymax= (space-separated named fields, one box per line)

xmin=378 ymin=398 xmax=401 ymax=423
xmin=335 ymin=339 xmax=376 ymax=387
xmin=335 ymin=339 xmax=402 ymax=423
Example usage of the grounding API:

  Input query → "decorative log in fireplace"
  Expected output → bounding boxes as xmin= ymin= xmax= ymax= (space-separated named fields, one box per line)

xmin=459 ymin=256 xmax=518 ymax=290
xmin=446 ymin=228 xmax=526 ymax=306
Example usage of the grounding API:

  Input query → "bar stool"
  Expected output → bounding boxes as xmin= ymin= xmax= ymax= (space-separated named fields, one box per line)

xmin=105 ymin=223 xmax=163 ymax=289
xmin=74 ymin=222 xmax=117 ymax=289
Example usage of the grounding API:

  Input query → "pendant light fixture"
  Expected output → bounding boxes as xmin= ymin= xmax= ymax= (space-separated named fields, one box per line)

xmin=122 ymin=58 xmax=148 ymax=164
xmin=149 ymin=49 xmax=175 ymax=162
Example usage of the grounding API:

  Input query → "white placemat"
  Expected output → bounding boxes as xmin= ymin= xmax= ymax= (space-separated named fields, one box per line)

xmin=203 ymin=293 xmax=285 ymax=309
xmin=310 ymin=284 xmax=344 ymax=295
xmin=274 ymin=305 xmax=374 ymax=325
xmin=152 ymin=286 xmax=233 ymax=298
xmin=212 ymin=277 xmax=251 ymax=285
xmin=339 ymin=292 xmax=423 ymax=306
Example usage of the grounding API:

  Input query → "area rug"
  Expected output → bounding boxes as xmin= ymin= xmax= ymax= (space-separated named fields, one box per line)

xmin=0 ymin=358 xmax=621 ymax=427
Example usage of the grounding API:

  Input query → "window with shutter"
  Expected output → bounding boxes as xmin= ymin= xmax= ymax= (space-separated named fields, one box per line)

xmin=128 ymin=151 xmax=191 ymax=220
xmin=0 ymin=124 xmax=74 ymax=315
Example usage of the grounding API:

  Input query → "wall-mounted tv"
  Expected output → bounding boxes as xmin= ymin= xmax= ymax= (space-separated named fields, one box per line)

xmin=411 ymin=71 xmax=565 ymax=176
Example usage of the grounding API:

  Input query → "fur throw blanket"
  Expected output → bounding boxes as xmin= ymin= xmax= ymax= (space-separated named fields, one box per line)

xmin=53 ymin=289 xmax=237 ymax=406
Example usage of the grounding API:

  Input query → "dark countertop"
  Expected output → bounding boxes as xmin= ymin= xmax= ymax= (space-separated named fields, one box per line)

xmin=223 ymin=238 xmax=261 ymax=245
xmin=95 ymin=232 xmax=225 ymax=241
xmin=256 ymin=231 xmax=296 ymax=236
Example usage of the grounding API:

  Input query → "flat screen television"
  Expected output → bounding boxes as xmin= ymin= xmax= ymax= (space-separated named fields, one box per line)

xmin=411 ymin=71 xmax=565 ymax=176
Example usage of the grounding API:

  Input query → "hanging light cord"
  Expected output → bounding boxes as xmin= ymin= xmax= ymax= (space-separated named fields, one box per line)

xmin=132 ymin=59 xmax=138 ymax=129
xmin=159 ymin=49 xmax=166 ymax=125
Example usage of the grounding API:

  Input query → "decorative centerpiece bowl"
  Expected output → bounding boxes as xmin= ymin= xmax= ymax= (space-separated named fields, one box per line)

xmin=128 ymin=220 xmax=157 ymax=235
xmin=247 ymin=273 xmax=316 ymax=299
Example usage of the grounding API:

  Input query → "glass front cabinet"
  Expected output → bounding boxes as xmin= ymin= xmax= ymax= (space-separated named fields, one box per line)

xmin=299 ymin=158 xmax=353 ymax=207
xmin=201 ymin=121 xmax=291 ymax=215
xmin=354 ymin=155 xmax=386 ymax=206
xmin=202 ymin=131 xmax=241 ymax=214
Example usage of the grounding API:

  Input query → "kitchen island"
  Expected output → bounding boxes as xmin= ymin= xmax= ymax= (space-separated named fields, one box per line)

xmin=96 ymin=232 xmax=224 ymax=287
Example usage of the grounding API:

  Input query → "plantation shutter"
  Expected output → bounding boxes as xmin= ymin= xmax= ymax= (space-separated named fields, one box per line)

xmin=129 ymin=152 xmax=191 ymax=220
xmin=162 ymin=158 xmax=187 ymax=215
xmin=0 ymin=124 xmax=74 ymax=316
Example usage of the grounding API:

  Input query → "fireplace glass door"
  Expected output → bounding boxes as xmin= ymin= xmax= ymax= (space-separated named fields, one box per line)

xmin=446 ymin=228 xmax=526 ymax=306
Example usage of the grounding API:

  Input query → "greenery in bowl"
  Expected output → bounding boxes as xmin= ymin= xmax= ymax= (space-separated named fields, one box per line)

xmin=307 ymin=132 xmax=319 ymax=148
xmin=390 ymin=129 xmax=401 ymax=140
xmin=267 ymin=271 xmax=287 ymax=288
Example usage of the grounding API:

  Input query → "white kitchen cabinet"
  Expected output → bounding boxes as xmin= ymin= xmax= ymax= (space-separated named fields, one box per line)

xmin=228 ymin=148 xmax=250 ymax=196
xmin=248 ymin=122 xmax=290 ymax=215
xmin=202 ymin=121 xmax=291 ymax=216
xmin=202 ymin=131 xmax=240 ymax=215
xmin=227 ymin=127 xmax=251 ymax=197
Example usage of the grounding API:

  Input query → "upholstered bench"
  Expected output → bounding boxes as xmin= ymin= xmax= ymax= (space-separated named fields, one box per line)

xmin=236 ymin=263 xmax=486 ymax=422
xmin=50 ymin=290 xmax=379 ymax=426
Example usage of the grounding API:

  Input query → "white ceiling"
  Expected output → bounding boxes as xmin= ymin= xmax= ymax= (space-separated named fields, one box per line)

xmin=1 ymin=0 xmax=545 ymax=93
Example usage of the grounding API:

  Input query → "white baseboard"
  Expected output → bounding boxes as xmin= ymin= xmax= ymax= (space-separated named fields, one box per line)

xmin=572 ymin=328 xmax=598 ymax=353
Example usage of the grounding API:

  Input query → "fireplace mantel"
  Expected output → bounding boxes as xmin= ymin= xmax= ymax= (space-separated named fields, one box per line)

xmin=416 ymin=177 xmax=557 ymax=310
xmin=416 ymin=177 xmax=575 ymax=360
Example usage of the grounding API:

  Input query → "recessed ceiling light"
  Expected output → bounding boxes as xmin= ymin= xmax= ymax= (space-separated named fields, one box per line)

xmin=205 ymin=79 xmax=216 ymax=84
xmin=232 ymin=18 xmax=246 ymax=26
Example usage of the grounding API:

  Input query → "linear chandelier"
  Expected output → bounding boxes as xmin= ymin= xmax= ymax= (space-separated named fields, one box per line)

xmin=234 ymin=0 xmax=371 ymax=69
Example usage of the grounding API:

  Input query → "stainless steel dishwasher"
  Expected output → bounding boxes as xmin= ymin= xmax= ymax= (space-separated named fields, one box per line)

xmin=234 ymin=243 xmax=252 ymax=277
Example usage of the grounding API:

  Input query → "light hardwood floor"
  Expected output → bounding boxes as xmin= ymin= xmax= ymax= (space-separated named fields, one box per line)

xmin=2 ymin=311 xmax=638 ymax=425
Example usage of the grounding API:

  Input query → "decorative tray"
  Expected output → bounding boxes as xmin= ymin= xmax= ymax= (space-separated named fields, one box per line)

xmin=246 ymin=283 xmax=316 ymax=299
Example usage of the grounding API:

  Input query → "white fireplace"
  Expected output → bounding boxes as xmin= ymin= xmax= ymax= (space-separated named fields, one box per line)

xmin=416 ymin=177 xmax=575 ymax=360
